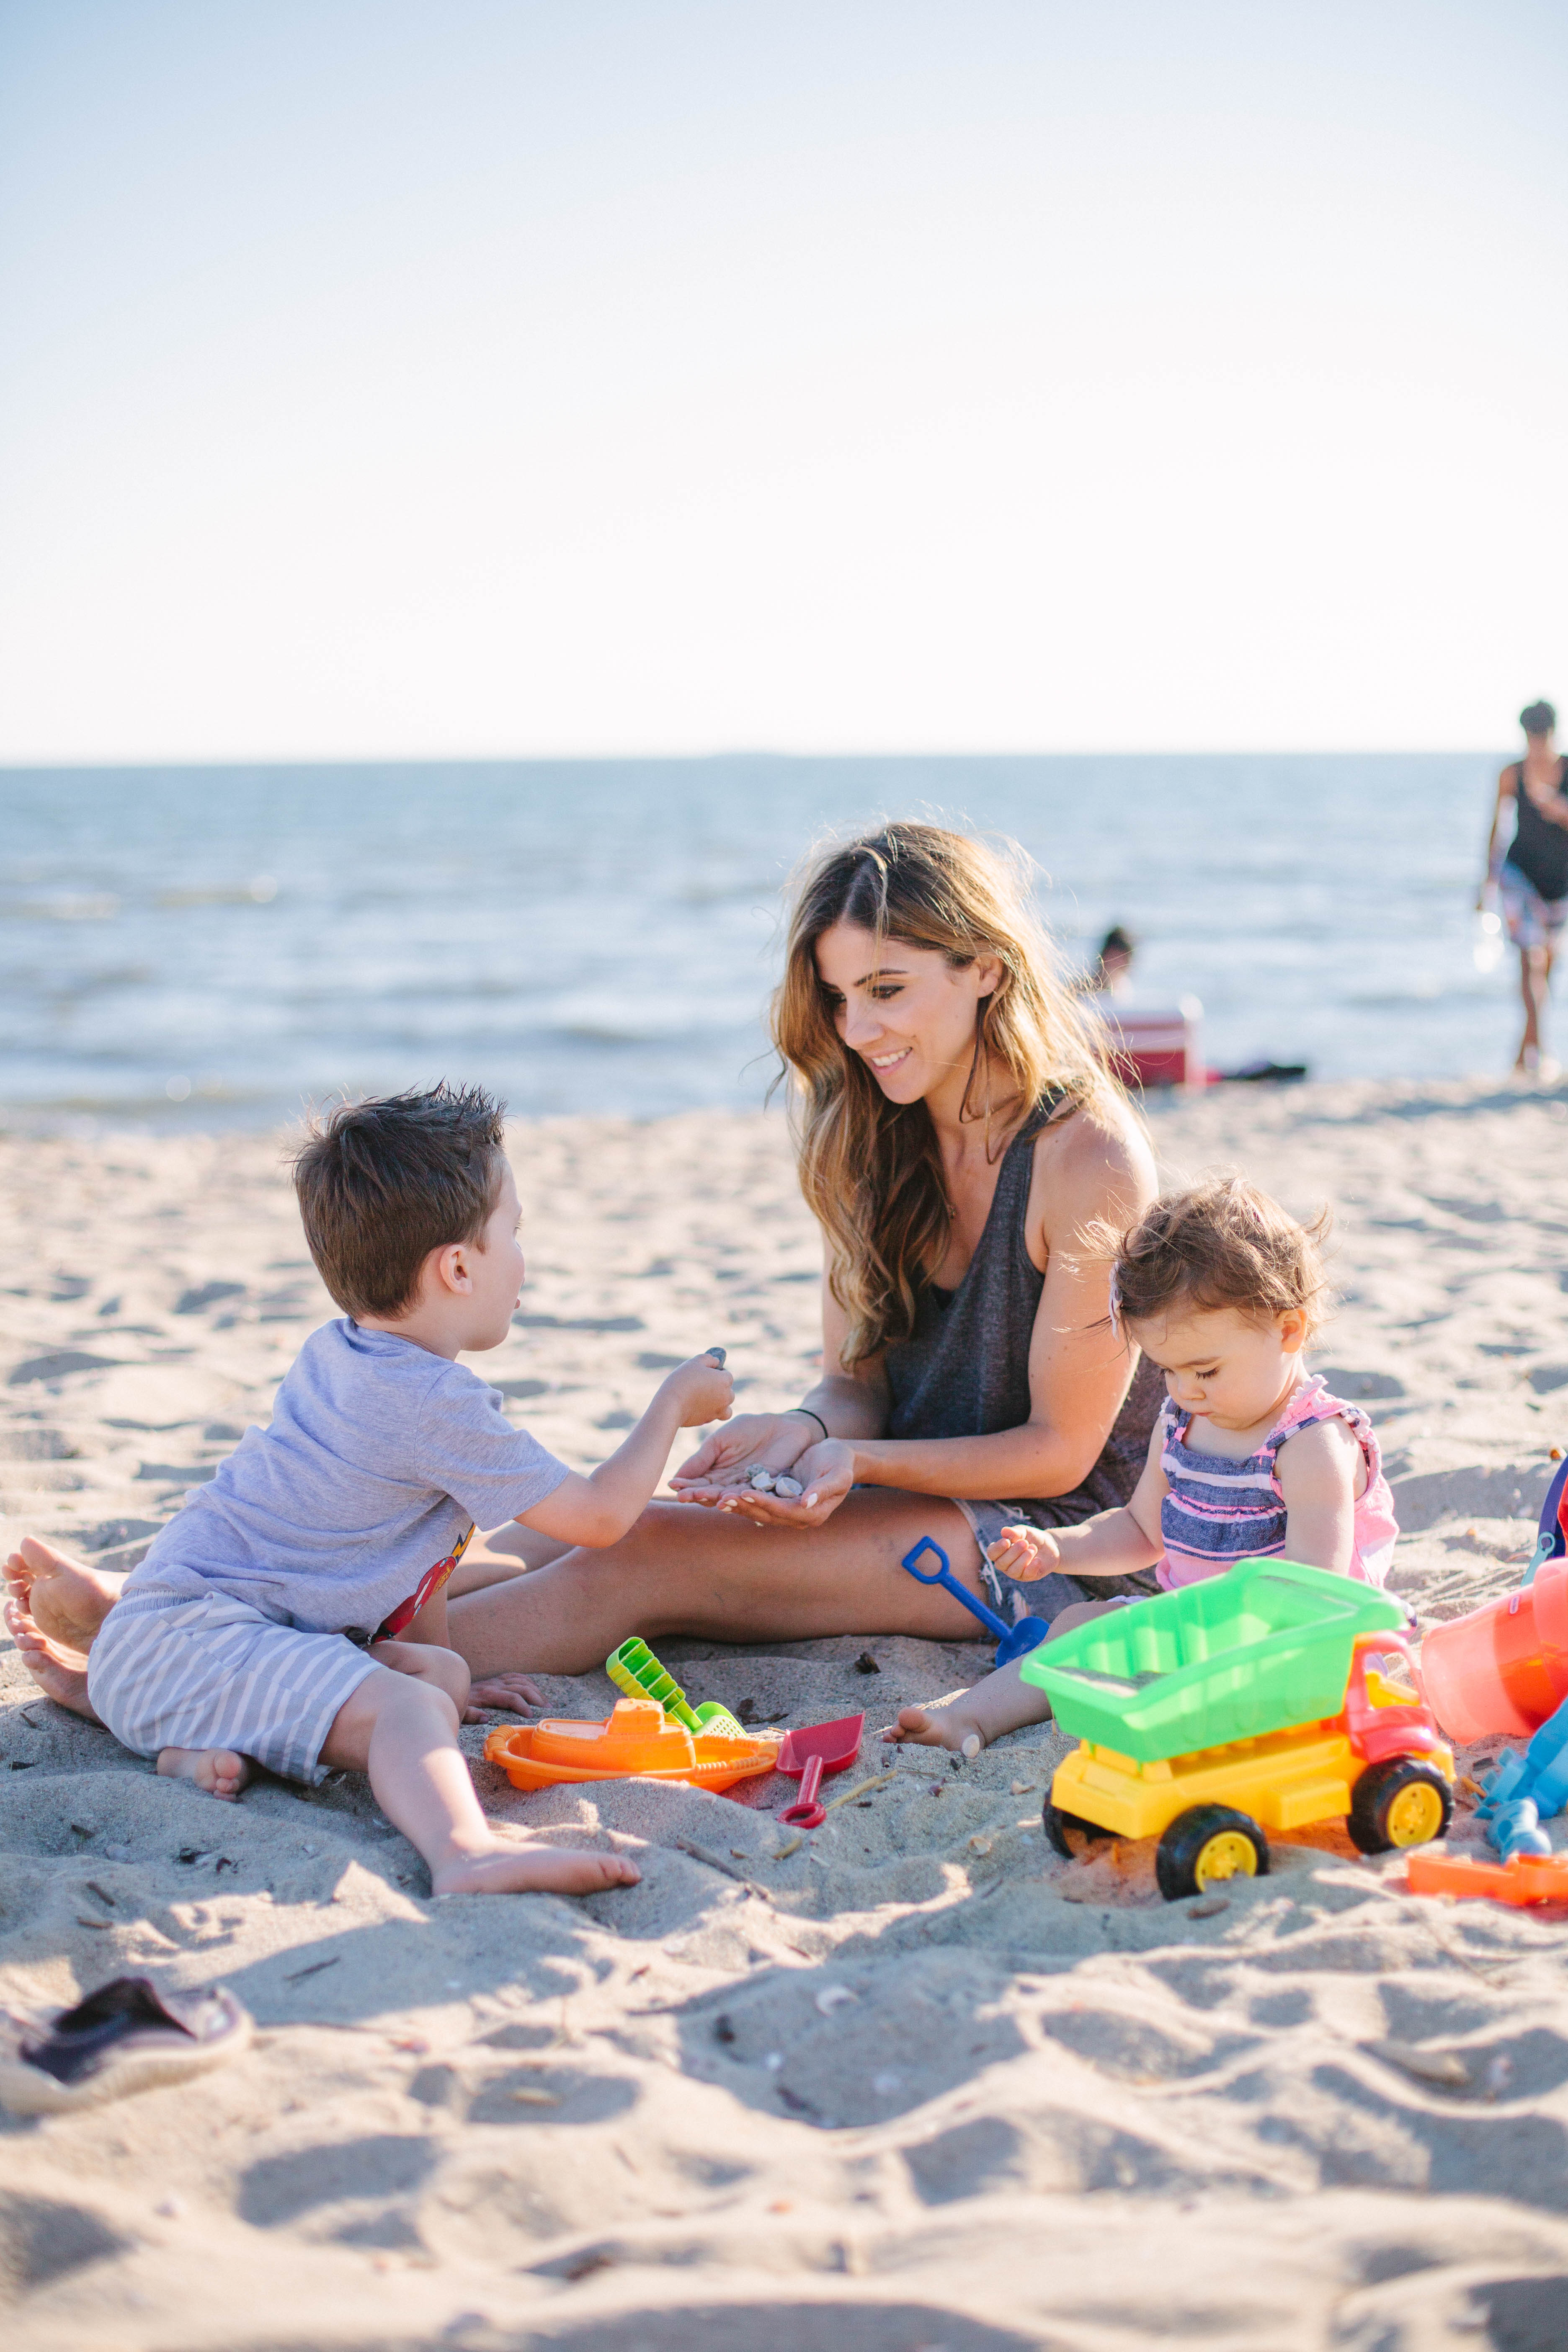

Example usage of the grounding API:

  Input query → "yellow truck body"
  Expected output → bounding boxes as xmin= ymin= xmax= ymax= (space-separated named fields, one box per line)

xmin=1052 ymin=1716 xmax=1454 ymax=1847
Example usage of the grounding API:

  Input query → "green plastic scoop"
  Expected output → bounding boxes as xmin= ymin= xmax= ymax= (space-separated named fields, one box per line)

xmin=606 ymin=1638 xmax=747 ymax=1740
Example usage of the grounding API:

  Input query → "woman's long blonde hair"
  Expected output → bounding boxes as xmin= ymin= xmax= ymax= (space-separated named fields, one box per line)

xmin=772 ymin=822 xmax=1122 ymax=1364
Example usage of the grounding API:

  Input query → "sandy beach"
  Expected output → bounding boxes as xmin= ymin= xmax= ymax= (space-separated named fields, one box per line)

xmin=3 ymin=1079 xmax=1568 ymax=2349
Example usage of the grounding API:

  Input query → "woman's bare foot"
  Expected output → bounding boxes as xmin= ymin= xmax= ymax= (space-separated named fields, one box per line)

xmin=4 ymin=1539 xmax=125 ymax=1653
xmin=157 ymin=1746 xmax=251 ymax=1801
xmin=432 ymin=1844 xmax=641 ymax=1896
xmin=3 ymin=1595 xmax=103 ymax=1722
xmin=882 ymin=1700 xmax=987 ymax=1759
xmin=463 ymin=1671 xmax=545 ymax=1720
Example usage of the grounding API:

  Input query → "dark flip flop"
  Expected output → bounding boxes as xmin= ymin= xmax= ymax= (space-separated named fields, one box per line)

xmin=0 ymin=1975 xmax=251 ymax=2114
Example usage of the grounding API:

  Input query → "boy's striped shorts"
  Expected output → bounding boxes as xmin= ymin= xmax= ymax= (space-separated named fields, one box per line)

xmin=86 ymin=1582 xmax=380 ymax=1786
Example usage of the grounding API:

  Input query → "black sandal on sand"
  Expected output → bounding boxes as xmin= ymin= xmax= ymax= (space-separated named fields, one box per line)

xmin=0 ymin=1975 xmax=251 ymax=2114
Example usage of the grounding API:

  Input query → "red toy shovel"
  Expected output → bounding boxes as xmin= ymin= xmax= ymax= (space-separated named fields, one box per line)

xmin=776 ymin=1713 xmax=864 ymax=1828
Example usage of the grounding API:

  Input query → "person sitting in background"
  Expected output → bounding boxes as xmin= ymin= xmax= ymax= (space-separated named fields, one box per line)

xmin=1482 ymin=699 xmax=1568 ymax=1078
xmin=1090 ymin=924 xmax=1137 ymax=998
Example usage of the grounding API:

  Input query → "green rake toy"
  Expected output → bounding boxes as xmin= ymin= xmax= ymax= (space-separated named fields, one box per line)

xmin=606 ymin=1638 xmax=748 ymax=1740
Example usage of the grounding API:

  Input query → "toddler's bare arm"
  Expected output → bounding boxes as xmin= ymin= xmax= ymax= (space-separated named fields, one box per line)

xmin=1274 ymin=1418 xmax=1359 ymax=1574
xmin=988 ymin=1424 xmax=1166 ymax=1579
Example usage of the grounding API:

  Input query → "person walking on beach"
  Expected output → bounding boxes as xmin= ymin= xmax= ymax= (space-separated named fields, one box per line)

xmin=1482 ymin=699 xmax=1568 ymax=1076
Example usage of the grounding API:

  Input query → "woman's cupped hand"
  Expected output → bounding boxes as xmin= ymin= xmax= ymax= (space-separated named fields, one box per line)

xmin=668 ymin=1414 xmax=856 ymax=1527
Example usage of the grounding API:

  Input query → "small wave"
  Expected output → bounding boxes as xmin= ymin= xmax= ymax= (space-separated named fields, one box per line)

xmin=1344 ymin=987 xmax=1463 ymax=1011
xmin=45 ymin=965 xmax=156 ymax=1001
xmin=0 ymin=1081 xmax=263 ymax=1115
xmin=154 ymin=877 xmax=277 ymax=909
xmin=558 ymin=1022 xmax=678 ymax=1046
xmin=553 ymin=1020 xmax=758 ymax=1047
xmin=0 ymin=893 xmax=120 ymax=921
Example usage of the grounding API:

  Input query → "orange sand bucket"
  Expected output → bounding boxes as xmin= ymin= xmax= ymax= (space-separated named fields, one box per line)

xmin=484 ymin=1698 xmax=780 ymax=1794
xmin=1419 ymin=1558 xmax=1568 ymax=1743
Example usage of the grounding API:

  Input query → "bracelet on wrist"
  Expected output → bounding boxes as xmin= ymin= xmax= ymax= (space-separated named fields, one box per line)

xmin=786 ymin=1406 xmax=829 ymax=1443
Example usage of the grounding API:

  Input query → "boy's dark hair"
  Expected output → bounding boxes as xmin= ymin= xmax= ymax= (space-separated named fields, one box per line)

xmin=1521 ymin=700 xmax=1557 ymax=737
xmin=293 ymin=1084 xmax=508 ymax=1320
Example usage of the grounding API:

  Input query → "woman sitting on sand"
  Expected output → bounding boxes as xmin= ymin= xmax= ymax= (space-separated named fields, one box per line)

xmin=7 ymin=824 xmax=1162 ymax=1699
xmin=441 ymin=821 xmax=1163 ymax=1674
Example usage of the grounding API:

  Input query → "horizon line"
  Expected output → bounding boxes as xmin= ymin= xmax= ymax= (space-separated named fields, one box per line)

xmin=0 ymin=744 xmax=1508 ymax=774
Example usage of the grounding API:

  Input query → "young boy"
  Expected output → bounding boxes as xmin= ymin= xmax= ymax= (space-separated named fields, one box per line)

xmin=4 ymin=1084 xmax=733 ymax=1899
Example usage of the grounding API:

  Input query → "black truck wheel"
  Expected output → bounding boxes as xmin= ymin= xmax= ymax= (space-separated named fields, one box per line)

xmin=1346 ymin=1758 xmax=1453 ymax=1855
xmin=1043 ymin=1800 xmax=1114 ymax=1859
xmin=1155 ymin=1804 xmax=1271 ymax=1901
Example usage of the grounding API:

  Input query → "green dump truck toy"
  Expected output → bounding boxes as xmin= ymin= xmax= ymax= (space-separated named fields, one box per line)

xmin=1020 ymin=1558 xmax=1454 ymax=1901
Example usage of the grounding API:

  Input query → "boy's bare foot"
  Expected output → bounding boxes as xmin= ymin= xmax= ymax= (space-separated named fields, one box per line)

xmin=882 ymin=1701 xmax=986 ymax=1759
xmin=464 ymin=1670 xmax=545 ymax=1719
xmin=432 ymin=1845 xmax=641 ymax=1896
xmin=4 ymin=1538 xmax=124 ymax=1653
xmin=157 ymin=1746 xmax=251 ymax=1801
xmin=3 ymin=1596 xmax=103 ymax=1723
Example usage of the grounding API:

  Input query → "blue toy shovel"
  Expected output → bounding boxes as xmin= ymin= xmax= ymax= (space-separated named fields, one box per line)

xmin=1523 ymin=1452 xmax=1568 ymax=1587
xmin=900 ymin=1536 xmax=1050 ymax=1666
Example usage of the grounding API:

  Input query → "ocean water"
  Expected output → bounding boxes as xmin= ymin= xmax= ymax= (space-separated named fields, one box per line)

xmin=0 ymin=754 xmax=1518 ymax=1130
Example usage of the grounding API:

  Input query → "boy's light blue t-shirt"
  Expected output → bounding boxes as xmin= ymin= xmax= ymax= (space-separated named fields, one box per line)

xmin=126 ymin=1320 xmax=569 ymax=1636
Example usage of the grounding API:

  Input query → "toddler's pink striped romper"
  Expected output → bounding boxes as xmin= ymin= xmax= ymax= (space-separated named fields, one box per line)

xmin=1156 ymin=1373 xmax=1399 ymax=1590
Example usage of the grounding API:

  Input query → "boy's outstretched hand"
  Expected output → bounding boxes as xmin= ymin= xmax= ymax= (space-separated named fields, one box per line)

xmin=663 ymin=1352 xmax=735 ymax=1428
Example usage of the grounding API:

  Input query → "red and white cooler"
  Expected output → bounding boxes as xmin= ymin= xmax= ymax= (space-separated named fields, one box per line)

xmin=1095 ymin=996 xmax=1204 ymax=1092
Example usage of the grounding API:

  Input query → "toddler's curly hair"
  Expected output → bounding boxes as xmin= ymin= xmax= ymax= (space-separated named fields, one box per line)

xmin=1098 ymin=1175 xmax=1332 ymax=1341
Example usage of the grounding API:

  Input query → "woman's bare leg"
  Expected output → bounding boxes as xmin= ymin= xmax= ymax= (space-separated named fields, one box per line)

xmin=447 ymin=1490 xmax=991 ymax=1677
xmin=1518 ymin=942 xmax=1551 ymax=1068
xmin=462 ymin=1523 xmax=572 ymax=1575
xmin=445 ymin=1524 xmax=571 ymax=1598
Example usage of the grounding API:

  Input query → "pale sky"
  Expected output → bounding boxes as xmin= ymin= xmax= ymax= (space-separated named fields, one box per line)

xmin=2 ymin=0 xmax=1564 ymax=762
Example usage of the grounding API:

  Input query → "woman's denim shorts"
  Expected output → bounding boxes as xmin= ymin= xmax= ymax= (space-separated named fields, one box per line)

xmin=952 ymin=1497 xmax=1159 ymax=1630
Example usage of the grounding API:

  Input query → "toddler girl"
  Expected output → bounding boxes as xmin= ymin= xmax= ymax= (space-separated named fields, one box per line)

xmin=887 ymin=1174 xmax=1399 ymax=1756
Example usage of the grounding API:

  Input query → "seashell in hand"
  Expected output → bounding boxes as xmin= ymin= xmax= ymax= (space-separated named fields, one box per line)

xmin=748 ymin=1467 xmax=776 ymax=1491
xmin=772 ymin=1474 xmax=804 ymax=1497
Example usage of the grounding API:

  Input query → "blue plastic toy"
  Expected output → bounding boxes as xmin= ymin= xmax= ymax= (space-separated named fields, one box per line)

xmin=899 ymin=1536 xmax=1050 ymax=1665
xmin=1474 ymin=1690 xmax=1568 ymax=1859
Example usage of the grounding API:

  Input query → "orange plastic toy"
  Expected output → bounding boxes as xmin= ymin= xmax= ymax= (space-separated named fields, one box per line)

xmin=1419 ymin=1557 xmax=1568 ymax=1742
xmin=484 ymin=1698 xmax=779 ymax=1794
xmin=1406 ymin=1847 xmax=1568 ymax=1907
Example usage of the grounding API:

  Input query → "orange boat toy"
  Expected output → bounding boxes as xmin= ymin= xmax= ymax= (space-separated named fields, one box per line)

xmin=484 ymin=1698 xmax=780 ymax=1794
xmin=1406 ymin=1847 xmax=1568 ymax=1907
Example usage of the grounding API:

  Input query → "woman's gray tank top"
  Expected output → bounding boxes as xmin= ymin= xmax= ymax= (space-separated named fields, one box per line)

xmin=882 ymin=1094 xmax=1163 ymax=1526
